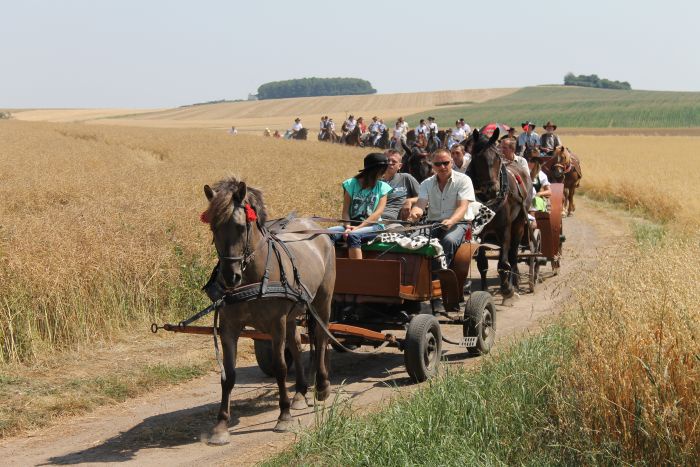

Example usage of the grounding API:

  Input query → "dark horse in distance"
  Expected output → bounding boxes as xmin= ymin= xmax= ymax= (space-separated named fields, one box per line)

xmin=465 ymin=129 xmax=532 ymax=301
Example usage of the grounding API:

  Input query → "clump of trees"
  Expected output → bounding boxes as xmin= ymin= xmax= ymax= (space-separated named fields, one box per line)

xmin=257 ymin=77 xmax=376 ymax=100
xmin=564 ymin=73 xmax=631 ymax=90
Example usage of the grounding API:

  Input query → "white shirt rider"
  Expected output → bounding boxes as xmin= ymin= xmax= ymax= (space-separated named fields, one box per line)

xmin=428 ymin=121 xmax=438 ymax=133
xmin=345 ymin=118 xmax=357 ymax=132
xmin=416 ymin=123 xmax=428 ymax=135
xmin=292 ymin=121 xmax=303 ymax=132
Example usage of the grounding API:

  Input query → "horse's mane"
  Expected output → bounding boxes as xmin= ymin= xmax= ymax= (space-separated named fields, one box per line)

xmin=208 ymin=177 xmax=268 ymax=227
xmin=554 ymin=146 xmax=571 ymax=164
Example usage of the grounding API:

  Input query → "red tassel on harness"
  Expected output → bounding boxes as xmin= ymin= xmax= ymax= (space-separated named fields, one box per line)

xmin=200 ymin=210 xmax=210 ymax=224
xmin=464 ymin=224 xmax=473 ymax=242
xmin=244 ymin=203 xmax=257 ymax=223
xmin=515 ymin=174 xmax=523 ymax=185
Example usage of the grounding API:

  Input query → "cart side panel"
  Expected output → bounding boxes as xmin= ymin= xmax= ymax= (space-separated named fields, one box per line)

xmin=334 ymin=258 xmax=402 ymax=297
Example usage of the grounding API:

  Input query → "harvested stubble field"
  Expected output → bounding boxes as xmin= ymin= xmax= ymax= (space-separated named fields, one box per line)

xmin=1 ymin=121 xmax=698 ymax=461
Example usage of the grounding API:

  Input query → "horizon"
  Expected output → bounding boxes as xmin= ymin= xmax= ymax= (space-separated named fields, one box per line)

xmin=2 ymin=0 xmax=699 ymax=108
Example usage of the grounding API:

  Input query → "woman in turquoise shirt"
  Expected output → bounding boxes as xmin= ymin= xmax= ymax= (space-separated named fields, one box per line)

xmin=329 ymin=153 xmax=392 ymax=259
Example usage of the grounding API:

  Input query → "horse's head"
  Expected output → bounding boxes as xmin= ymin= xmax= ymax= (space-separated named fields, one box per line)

xmin=203 ymin=178 xmax=268 ymax=289
xmin=468 ymin=128 xmax=502 ymax=200
xmin=549 ymin=146 xmax=571 ymax=182
xmin=408 ymin=148 xmax=432 ymax=183
xmin=553 ymin=145 xmax=571 ymax=165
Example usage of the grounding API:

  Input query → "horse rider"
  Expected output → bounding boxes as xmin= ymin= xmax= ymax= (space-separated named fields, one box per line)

xmin=448 ymin=121 xmax=467 ymax=148
xmin=263 ymin=128 xmax=271 ymax=137
xmin=326 ymin=117 xmax=336 ymax=135
xmin=501 ymin=125 xmax=517 ymax=141
xmin=285 ymin=117 xmax=303 ymax=139
xmin=500 ymin=137 xmax=529 ymax=173
xmin=450 ymin=143 xmax=471 ymax=174
xmin=381 ymin=149 xmax=420 ymax=221
xmin=342 ymin=115 xmax=357 ymax=142
xmin=319 ymin=116 xmax=328 ymax=140
xmin=391 ymin=120 xmax=405 ymax=149
xmin=407 ymin=148 xmax=475 ymax=269
xmin=373 ymin=119 xmax=387 ymax=146
xmin=357 ymin=117 xmax=367 ymax=135
xmin=368 ymin=116 xmax=380 ymax=142
xmin=539 ymin=121 xmax=563 ymax=155
xmin=228 ymin=126 xmax=238 ymax=136
xmin=459 ymin=118 xmax=471 ymax=134
xmin=427 ymin=116 xmax=439 ymax=133
xmin=516 ymin=121 xmax=539 ymax=156
xmin=415 ymin=119 xmax=428 ymax=140
xmin=396 ymin=117 xmax=409 ymax=144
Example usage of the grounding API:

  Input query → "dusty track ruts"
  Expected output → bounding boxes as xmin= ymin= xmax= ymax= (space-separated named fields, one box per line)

xmin=0 ymin=198 xmax=631 ymax=466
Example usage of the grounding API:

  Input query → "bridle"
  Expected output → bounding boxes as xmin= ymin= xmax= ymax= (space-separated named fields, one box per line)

xmin=216 ymin=205 xmax=267 ymax=275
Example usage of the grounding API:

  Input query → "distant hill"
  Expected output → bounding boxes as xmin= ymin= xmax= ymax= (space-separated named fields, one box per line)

xmin=23 ymin=88 xmax=514 ymax=132
xmin=405 ymin=86 xmax=700 ymax=128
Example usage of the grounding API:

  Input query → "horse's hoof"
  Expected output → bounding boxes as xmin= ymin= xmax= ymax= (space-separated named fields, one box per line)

xmin=273 ymin=418 xmax=294 ymax=433
xmin=291 ymin=392 xmax=310 ymax=410
xmin=205 ymin=428 xmax=231 ymax=446
xmin=502 ymin=293 xmax=519 ymax=307
xmin=567 ymin=212 xmax=574 ymax=217
xmin=315 ymin=383 xmax=331 ymax=402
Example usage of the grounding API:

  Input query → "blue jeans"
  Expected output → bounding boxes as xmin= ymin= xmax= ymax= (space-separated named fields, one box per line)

xmin=328 ymin=224 xmax=383 ymax=249
xmin=432 ymin=223 xmax=468 ymax=268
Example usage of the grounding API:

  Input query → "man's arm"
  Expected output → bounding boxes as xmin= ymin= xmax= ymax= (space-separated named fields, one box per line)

xmin=408 ymin=198 xmax=428 ymax=223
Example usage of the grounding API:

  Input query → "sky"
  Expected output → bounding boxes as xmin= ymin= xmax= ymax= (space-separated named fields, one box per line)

xmin=2 ymin=0 xmax=698 ymax=108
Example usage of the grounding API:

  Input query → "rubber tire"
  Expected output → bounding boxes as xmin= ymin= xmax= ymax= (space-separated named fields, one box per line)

xmin=404 ymin=314 xmax=442 ymax=383
xmin=462 ymin=291 xmax=496 ymax=355
xmin=528 ymin=229 xmax=542 ymax=293
xmin=254 ymin=340 xmax=294 ymax=377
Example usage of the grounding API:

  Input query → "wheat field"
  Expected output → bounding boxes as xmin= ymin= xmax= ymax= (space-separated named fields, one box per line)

xmin=10 ymin=88 xmax=517 ymax=133
xmin=1 ymin=120 xmax=698 ymax=459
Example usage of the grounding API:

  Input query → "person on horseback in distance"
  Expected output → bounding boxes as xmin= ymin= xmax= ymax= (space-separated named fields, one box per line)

xmin=407 ymin=148 xmax=475 ymax=269
xmin=539 ymin=121 xmax=563 ymax=156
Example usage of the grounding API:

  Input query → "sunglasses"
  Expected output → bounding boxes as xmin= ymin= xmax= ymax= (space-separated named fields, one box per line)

xmin=432 ymin=161 xmax=451 ymax=167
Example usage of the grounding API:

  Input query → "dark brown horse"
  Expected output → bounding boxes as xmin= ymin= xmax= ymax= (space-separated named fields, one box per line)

xmin=203 ymin=178 xmax=335 ymax=444
xmin=401 ymin=140 xmax=432 ymax=182
xmin=467 ymin=128 xmax=532 ymax=300
xmin=291 ymin=128 xmax=308 ymax=140
xmin=344 ymin=125 xmax=362 ymax=146
xmin=548 ymin=146 xmax=582 ymax=216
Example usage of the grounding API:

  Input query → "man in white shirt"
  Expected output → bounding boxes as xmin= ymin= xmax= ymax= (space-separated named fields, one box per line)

xmin=374 ymin=119 xmax=387 ymax=146
xmin=459 ymin=118 xmax=471 ymax=134
xmin=415 ymin=119 xmax=428 ymax=138
xmin=343 ymin=115 xmax=357 ymax=133
xmin=427 ymin=116 xmax=438 ymax=133
xmin=449 ymin=123 xmax=466 ymax=147
xmin=408 ymin=148 xmax=475 ymax=268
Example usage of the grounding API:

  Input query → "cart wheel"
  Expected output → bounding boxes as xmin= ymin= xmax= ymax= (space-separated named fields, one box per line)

xmin=463 ymin=291 xmax=496 ymax=355
xmin=403 ymin=314 xmax=442 ymax=383
xmin=528 ymin=229 xmax=542 ymax=293
xmin=253 ymin=340 xmax=294 ymax=377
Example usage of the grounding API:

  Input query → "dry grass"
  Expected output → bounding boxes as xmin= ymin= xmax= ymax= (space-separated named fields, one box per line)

xmin=11 ymin=88 xmax=518 ymax=133
xmin=566 ymin=135 xmax=700 ymax=229
xmin=0 ymin=120 xmax=364 ymax=364
xmin=557 ymin=235 xmax=700 ymax=462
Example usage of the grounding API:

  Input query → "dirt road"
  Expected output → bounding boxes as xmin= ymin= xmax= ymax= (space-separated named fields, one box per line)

xmin=1 ymin=199 xmax=630 ymax=466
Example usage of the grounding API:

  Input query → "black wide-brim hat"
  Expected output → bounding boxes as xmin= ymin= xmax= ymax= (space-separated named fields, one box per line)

xmin=543 ymin=120 xmax=558 ymax=130
xmin=358 ymin=153 xmax=389 ymax=172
